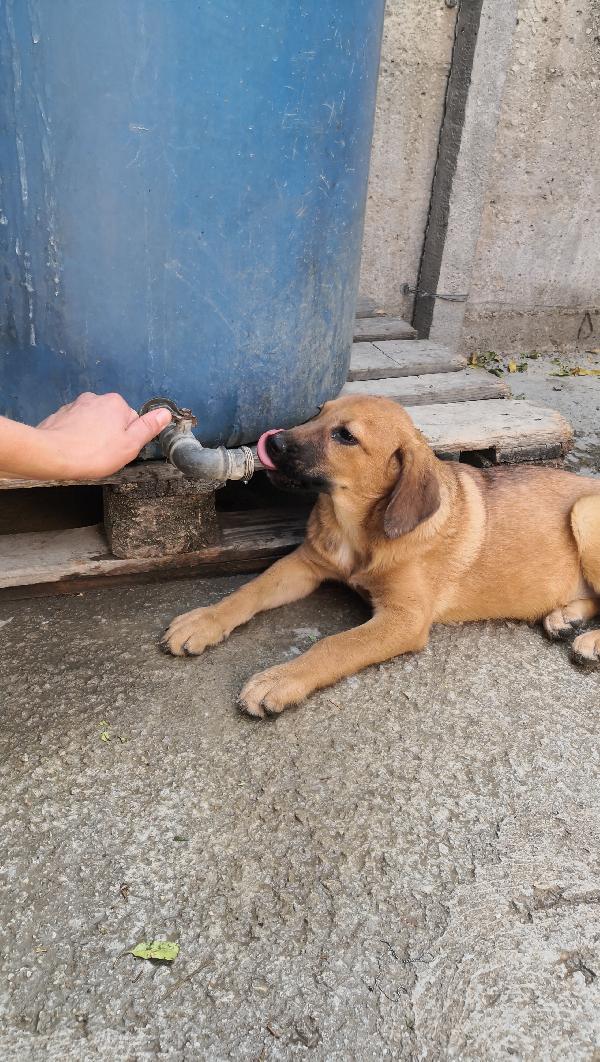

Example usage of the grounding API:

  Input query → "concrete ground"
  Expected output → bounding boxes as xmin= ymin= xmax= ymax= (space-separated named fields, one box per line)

xmin=508 ymin=349 xmax=600 ymax=479
xmin=1 ymin=355 xmax=600 ymax=1061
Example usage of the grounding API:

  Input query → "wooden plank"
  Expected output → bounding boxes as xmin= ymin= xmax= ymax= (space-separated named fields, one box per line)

xmin=0 ymin=400 xmax=574 ymax=595
xmin=410 ymin=400 xmax=573 ymax=461
xmin=349 ymin=340 xmax=467 ymax=381
xmin=0 ymin=460 xmax=191 ymax=491
xmin=341 ymin=369 xmax=510 ymax=406
xmin=0 ymin=395 xmax=570 ymax=495
xmin=353 ymin=315 xmax=417 ymax=342
xmin=0 ymin=509 xmax=308 ymax=591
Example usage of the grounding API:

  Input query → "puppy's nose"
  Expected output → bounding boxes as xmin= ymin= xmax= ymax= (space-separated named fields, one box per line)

xmin=267 ymin=431 xmax=287 ymax=457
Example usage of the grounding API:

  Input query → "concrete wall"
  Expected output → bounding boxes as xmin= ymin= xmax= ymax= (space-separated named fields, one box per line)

xmin=359 ymin=1 xmax=457 ymax=319
xmin=361 ymin=0 xmax=600 ymax=353
xmin=463 ymin=0 xmax=600 ymax=353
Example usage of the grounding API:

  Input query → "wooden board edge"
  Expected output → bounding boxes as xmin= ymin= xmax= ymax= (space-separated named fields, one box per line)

xmin=0 ymin=512 xmax=308 ymax=596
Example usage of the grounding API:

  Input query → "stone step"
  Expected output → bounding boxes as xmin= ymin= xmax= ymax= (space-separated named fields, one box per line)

xmin=349 ymin=340 xmax=467 ymax=381
xmin=355 ymin=294 xmax=387 ymax=318
xmin=353 ymin=315 xmax=417 ymax=341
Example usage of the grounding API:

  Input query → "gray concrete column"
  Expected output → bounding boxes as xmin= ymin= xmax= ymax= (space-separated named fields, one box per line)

xmin=413 ymin=0 xmax=518 ymax=348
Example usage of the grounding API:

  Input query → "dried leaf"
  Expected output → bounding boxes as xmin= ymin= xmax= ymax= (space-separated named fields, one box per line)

xmin=551 ymin=364 xmax=600 ymax=378
xmin=507 ymin=360 xmax=517 ymax=373
xmin=130 ymin=940 xmax=180 ymax=962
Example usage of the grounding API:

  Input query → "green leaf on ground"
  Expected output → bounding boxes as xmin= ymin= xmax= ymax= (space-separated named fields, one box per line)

xmin=469 ymin=350 xmax=504 ymax=375
xmin=130 ymin=940 xmax=180 ymax=962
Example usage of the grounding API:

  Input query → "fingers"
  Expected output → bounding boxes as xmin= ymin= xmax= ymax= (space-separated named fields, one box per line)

xmin=124 ymin=407 xmax=173 ymax=452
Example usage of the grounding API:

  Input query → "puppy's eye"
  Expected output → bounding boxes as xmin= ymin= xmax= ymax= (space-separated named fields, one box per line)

xmin=331 ymin=425 xmax=358 ymax=446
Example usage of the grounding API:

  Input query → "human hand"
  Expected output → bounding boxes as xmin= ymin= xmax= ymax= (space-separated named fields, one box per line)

xmin=35 ymin=392 xmax=172 ymax=479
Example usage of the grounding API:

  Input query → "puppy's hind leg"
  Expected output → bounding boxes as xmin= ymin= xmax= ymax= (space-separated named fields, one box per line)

xmin=569 ymin=495 xmax=600 ymax=665
xmin=543 ymin=598 xmax=600 ymax=641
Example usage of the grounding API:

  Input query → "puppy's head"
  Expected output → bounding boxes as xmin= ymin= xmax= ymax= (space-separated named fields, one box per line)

xmin=259 ymin=395 xmax=441 ymax=538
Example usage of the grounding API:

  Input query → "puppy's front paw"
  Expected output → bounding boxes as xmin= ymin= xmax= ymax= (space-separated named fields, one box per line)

xmin=572 ymin=629 xmax=600 ymax=668
xmin=161 ymin=607 xmax=226 ymax=657
xmin=237 ymin=665 xmax=308 ymax=719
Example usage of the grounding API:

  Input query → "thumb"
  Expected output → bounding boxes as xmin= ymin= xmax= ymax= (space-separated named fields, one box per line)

xmin=125 ymin=407 xmax=173 ymax=450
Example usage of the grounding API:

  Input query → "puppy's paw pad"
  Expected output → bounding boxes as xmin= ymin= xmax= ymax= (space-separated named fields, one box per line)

xmin=544 ymin=608 xmax=585 ymax=642
xmin=571 ymin=630 xmax=600 ymax=668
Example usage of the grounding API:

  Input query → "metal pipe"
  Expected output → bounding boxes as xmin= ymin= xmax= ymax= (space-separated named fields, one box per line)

xmin=140 ymin=398 xmax=256 ymax=489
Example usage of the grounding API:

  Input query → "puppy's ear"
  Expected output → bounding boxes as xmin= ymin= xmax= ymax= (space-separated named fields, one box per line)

xmin=384 ymin=448 xmax=441 ymax=538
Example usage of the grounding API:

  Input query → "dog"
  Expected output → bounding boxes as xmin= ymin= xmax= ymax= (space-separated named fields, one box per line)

xmin=162 ymin=395 xmax=600 ymax=717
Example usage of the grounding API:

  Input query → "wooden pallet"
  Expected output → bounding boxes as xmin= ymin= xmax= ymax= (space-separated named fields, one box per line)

xmin=0 ymin=313 xmax=574 ymax=596
xmin=0 ymin=399 xmax=572 ymax=596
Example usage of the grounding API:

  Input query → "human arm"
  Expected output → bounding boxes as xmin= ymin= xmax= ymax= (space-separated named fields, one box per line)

xmin=0 ymin=392 xmax=172 ymax=481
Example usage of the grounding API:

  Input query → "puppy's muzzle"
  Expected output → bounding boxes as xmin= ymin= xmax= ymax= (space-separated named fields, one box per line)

xmin=265 ymin=431 xmax=330 ymax=492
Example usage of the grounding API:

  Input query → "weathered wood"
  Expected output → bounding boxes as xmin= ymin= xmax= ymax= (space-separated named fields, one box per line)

xmin=0 ymin=400 xmax=574 ymax=595
xmin=0 ymin=460 xmax=193 ymax=491
xmin=104 ymin=477 xmax=219 ymax=559
xmin=342 ymin=369 xmax=510 ymax=406
xmin=410 ymin=400 xmax=573 ymax=461
xmin=353 ymin=315 xmax=417 ymax=342
xmin=0 ymin=395 xmax=572 ymax=501
xmin=349 ymin=341 xmax=467 ymax=381
xmin=0 ymin=509 xmax=308 ymax=592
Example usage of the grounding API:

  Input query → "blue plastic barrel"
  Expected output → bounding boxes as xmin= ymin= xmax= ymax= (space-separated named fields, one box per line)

xmin=0 ymin=1 xmax=385 ymax=445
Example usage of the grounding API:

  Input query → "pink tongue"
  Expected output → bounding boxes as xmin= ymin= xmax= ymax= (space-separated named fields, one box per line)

xmin=256 ymin=429 xmax=283 ymax=471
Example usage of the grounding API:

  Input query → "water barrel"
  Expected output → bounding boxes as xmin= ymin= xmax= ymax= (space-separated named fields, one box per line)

xmin=0 ymin=1 xmax=385 ymax=446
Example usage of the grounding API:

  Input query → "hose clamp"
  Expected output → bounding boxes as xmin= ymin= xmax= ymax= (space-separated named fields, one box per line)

xmin=240 ymin=446 xmax=254 ymax=484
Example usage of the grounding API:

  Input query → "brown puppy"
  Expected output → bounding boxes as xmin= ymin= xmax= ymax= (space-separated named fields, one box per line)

xmin=163 ymin=396 xmax=600 ymax=717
